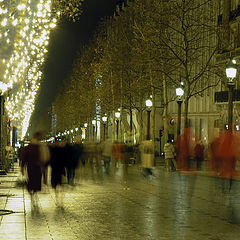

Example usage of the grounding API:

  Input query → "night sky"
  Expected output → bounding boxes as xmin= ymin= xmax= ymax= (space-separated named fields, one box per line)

xmin=31 ymin=0 xmax=122 ymax=131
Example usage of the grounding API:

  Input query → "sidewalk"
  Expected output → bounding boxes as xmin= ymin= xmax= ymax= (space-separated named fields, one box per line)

xmin=0 ymin=163 xmax=58 ymax=240
xmin=0 ymin=164 xmax=27 ymax=239
xmin=1 ymin=162 xmax=240 ymax=240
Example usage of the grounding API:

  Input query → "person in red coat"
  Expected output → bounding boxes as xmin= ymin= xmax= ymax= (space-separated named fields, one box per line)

xmin=20 ymin=131 xmax=50 ymax=212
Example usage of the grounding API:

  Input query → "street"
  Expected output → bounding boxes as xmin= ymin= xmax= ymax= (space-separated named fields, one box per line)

xmin=0 ymin=163 xmax=240 ymax=240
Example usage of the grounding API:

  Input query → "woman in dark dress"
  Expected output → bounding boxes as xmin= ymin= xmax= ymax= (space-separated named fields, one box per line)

xmin=20 ymin=132 xmax=50 ymax=211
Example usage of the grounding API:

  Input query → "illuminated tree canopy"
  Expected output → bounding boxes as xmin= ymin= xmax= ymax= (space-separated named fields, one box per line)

xmin=0 ymin=0 xmax=84 ymax=139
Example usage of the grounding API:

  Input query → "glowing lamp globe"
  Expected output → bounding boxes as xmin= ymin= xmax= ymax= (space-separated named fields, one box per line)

xmin=145 ymin=99 xmax=152 ymax=107
xmin=102 ymin=116 xmax=107 ymax=122
xmin=115 ymin=112 xmax=120 ymax=118
xmin=176 ymin=87 xmax=184 ymax=97
xmin=226 ymin=62 xmax=237 ymax=79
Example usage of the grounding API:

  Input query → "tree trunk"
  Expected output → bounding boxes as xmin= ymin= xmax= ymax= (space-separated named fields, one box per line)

xmin=162 ymin=74 xmax=169 ymax=144
xmin=139 ymin=96 xmax=144 ymax=143
xmin=112 ymin=110 xmax=116 ymax=141
xmin=129 ymin=95 xmax=133 ymax=143
xmin=110 ymin=71 xmax=115 ymax=141
xmin=120 ymin=72 xmax=123 ymax=141
xmin=149 ymin=68 xmax=155 ymax=154
xmin=130 ymin=107 xmax=133 ymax=142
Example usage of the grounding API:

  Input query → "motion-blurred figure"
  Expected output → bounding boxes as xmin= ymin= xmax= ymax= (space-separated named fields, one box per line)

xmin=164 ymin=139 xmax=176 ymax=172
xmin=194 ymin=140 xmax=204 ymax=170
xmin=102 ymin=138 xmax=112 ymax=175
xmin=211 ymin=131 xmax=237 ymax=192
xmin=20 ymin=131 xmax=50 ymax=212
xmin=65 ymin=142 xmax=82 ymax=186
xmin=85 ymin=142 xmax=97 ymax=180
xmin=209 ymin=135 xmax=221 ymax=174
xmin=176 ymin=128 xmax=194 ymax=171
xmin=72 ymin=138 xmax=84 ymax=182
xmin=49 ymin=141 xmax=66 ymax=207
xmin=140 ymin=140 xmax=154 ymax=177
xmin=112 ymin=141 xmax=126 ymax=173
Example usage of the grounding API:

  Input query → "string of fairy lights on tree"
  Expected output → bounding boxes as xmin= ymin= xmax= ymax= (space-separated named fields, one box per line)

xmin=0 ymin=0 xmax=58 ymax=139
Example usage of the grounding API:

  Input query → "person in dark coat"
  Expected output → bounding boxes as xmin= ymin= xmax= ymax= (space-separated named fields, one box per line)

xmin=65 ymin=142 xmax=82 ymax=185
xmin=49 ymin=144 xmax=66 ymax=189
xmin=20 ymin=131 xmax=50 ymax=211
xmin=49 ymin=141 xmax=67 ymax=207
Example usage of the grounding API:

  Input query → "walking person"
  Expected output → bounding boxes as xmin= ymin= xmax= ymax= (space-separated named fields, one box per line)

xmin=140 ymin=140 xmax=155 ymax=177
xmin=20 ymin=131 xmax=50 ymax=213
xmin=49 ymin=141 xmax=66 ymax=208
xmin=194 ymin=140 xmax=205 ymax=170
xmin=64 ymin=143 xmax=78 ymax=185
xmin=164 ymin=139 xmax=176 ymax=172
xmin=102 ymin=138 xmax=112 ymax=175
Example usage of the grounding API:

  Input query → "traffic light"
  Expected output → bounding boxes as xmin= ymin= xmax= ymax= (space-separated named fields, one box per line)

xmin=55 ymin=137 xmax=62 ymax=142
xmin=159 ymin=129 xmax=163 ymax=137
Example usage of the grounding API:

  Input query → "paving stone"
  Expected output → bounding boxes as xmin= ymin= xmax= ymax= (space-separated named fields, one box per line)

xmin=1 ymin=164 xmax=240 ymax=239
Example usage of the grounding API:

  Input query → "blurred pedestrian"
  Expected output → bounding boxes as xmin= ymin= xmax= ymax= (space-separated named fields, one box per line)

xmin=49 ymin=141 xmax=66 ymax=207
xmin=95 ymin=142 xmax=103 ymax=179
xmin=194 ymin=140 xmax=204 ymax=170
xmin=20 ymin=131 xmax=50 ymax=212
xmin=140 ymin=140 xmax=155 ymax=177
xmin=64 ymin=143 xmax=77 ymax=185
xmin=176 ymin=128 xmax=194 ymax=171
xmin=102 ymin=138 xmax=112 ymax=175
xmin=68 ymin=139 xmax=83 ymax=185
xmin=213 ymin=131 xmax=237 ymax=192
xmin=209 ymin=136 xmax=221 ymax=174
xmin=164 ymin=139 xmax=176 ymax=172
xmin=112 ymin=141 xmax=125 ymax=171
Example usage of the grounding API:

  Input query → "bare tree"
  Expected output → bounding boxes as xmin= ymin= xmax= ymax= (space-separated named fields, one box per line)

xmin=154 ymin=0 xmax=221 ymax=128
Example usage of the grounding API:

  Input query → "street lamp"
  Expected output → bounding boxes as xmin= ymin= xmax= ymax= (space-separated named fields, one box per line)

xmin=145 ymin=99 xmax=152 ymax=140
xmin=92 ymin=120 xmax=96 ymax=141
xmin=115 ymin=111 xmax=120 ymax=141
xmin=102 ymin=115 xmax=107 ymax=141
xmin=176 ymin=87 xmax=184 ymax=136
xmin=226 ymin=60 xmax=237 ymax=133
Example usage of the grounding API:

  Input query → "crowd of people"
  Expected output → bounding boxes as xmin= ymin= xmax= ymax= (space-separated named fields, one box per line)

xmin=18 ymin=128 xmax=240 ymax=212
xmin=19 ymin=132 xmax=140 ymax=211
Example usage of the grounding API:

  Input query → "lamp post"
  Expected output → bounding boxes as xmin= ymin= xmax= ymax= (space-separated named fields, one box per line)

xmin=145 ymin=99 xmax=152 ymax=140
xmin=226 ymin=60 xmax=237 ymax=133
xmin=176 ymin=87 xmax=184 ymax=136
xmin=92 ymin=120 xmax=96 ymax=141
xmin=102 ymin=115 xmax=107 ymax=141
xmin=84 ymin=123 xmax=88 ymax=140
xmin=115 ymin=111 xmax=120 ymax=141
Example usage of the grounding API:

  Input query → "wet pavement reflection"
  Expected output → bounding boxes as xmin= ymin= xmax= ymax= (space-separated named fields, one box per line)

xmin=0 ymin=163 xmax=240 ymax=239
